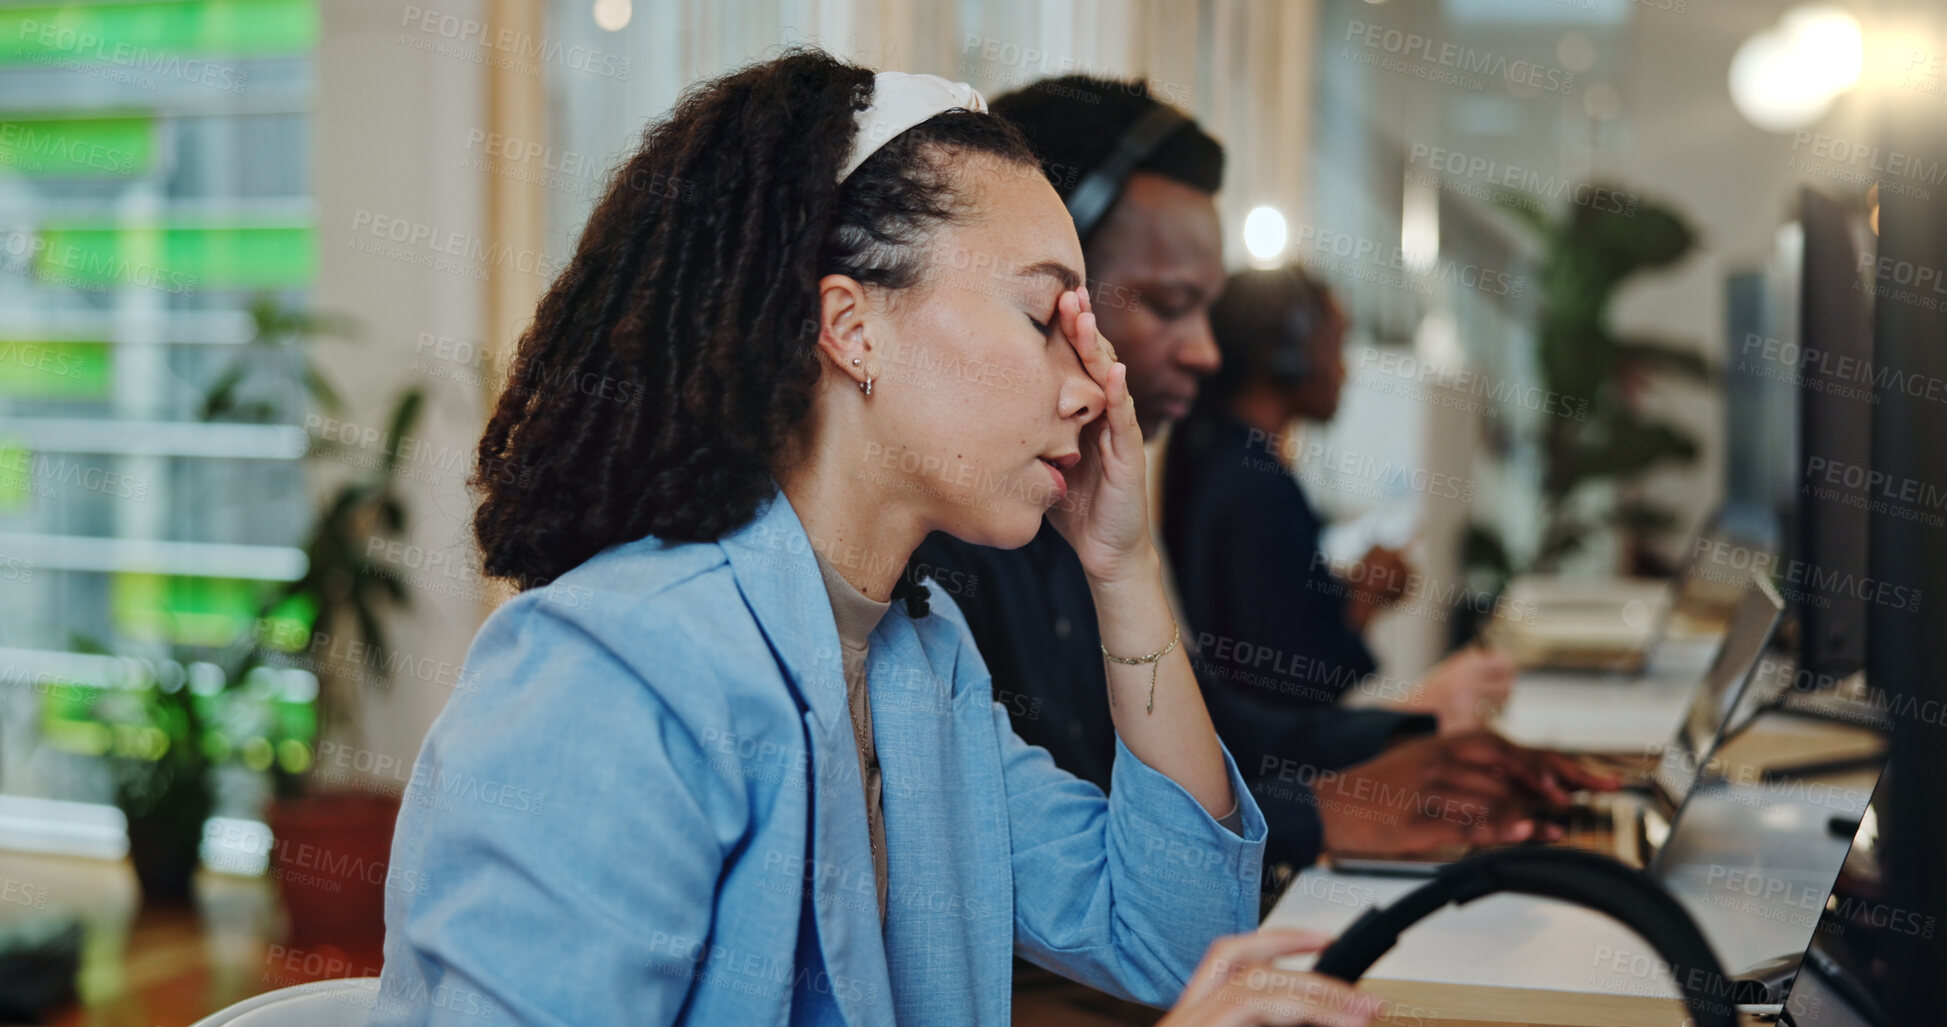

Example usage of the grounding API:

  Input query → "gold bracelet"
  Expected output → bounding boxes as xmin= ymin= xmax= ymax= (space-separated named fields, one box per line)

xmin=1101 ymin=621 xmax=1179 ymax=714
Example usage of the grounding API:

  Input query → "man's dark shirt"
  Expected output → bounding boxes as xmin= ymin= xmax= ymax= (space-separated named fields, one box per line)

xmin=913 ymin=459 xmax=1431 ymax=870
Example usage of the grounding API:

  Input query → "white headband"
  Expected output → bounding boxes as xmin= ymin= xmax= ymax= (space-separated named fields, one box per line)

xmin=837 ymin=71 xmax=988 ymax=183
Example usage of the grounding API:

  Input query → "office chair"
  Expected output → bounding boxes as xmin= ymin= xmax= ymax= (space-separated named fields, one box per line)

xmin=188 ymin=976 xmax=381 ymax=1027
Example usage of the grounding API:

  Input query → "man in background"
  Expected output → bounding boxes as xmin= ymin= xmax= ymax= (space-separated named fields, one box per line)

xmin=911 ymin=72 xmax=1613 ymax=1024
xmin=915 ymin=70 xmax=1582 ymax=859
xmin=1163 ymin=264 xmax=1513 ymax=738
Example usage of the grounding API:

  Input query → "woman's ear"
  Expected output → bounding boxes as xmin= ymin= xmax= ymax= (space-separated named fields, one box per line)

xmin=816 ymin=273 xmax=873 ymax=386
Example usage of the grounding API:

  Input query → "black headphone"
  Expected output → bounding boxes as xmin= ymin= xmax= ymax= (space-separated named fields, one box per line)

xmin=1265 ymin=271 xmax=1324 ymax=384
xmin=1214 ymin=265 xmax=1324 ymax=386
xmin=1063 ymin=103 xmax=1191 ymax=242
xmin=1310 ymin=848 xmax=1745 ymax=1027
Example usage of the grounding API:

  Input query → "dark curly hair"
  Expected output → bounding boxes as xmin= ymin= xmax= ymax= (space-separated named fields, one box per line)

xmin=470 ymin=50 xmax=1036 ymax=615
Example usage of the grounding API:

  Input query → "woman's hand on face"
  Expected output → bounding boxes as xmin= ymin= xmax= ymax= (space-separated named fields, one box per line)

xmin=1158 ymin=929 xmax=1386 ymax=1027
xmin=1044 ymin=286 xmax=1154 ymax=584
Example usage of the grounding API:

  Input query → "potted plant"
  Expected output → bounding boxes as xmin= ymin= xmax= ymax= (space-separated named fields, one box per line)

xmin=40 ymin=631 xmax=293 ymax=901
xmin=259 ymin=384 xmax=423 ymax=968
xmin=45 ymin=296 xmax=423 ymax=951
xmin=1465 ymin=187 xmax=1715 ymax=595
xmin=211 ymin=295 xmax=425 ymax=965
xmin=42 ymin=643 xmax=221 ymax=901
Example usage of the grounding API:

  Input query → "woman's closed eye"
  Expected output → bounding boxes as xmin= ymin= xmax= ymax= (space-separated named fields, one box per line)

xmin=1027 ymin=304 xmax=1060 ymax=337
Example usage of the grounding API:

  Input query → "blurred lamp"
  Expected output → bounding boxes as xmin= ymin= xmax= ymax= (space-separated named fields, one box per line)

xmin=1244 ymin=205 xmax=1288 ymax=264
xmin=1401 ymin=176 xmax=1439 ymax=274
xmin=594 ymin=0 xmax=631 ymax=32
xmin=1729 ymin=5 xmax=1863 ymax=132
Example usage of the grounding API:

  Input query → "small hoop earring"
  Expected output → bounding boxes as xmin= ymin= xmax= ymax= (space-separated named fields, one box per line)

xmin=859 ymin=374 xmax=874 ymax=396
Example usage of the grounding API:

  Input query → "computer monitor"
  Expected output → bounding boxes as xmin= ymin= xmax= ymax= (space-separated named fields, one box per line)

xmin=1723 ymin=270 xmax=1793 ymax=544
xmin=1791 ymin=187 xmax=1874 ymax=682
xmin=1790 ymin=49 xmax=1947 ymax=1020
xmin=1861 ymin=71 xmax=1947 ymax=1021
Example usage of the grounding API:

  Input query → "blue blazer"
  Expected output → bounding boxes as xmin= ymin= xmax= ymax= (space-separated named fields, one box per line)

xmin=367 ymin=483 xmax=1268 ymax=1026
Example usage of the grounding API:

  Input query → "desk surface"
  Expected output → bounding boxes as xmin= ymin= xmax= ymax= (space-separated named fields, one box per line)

xmin=1360 ymin=979 xmax=1766 ymax=1026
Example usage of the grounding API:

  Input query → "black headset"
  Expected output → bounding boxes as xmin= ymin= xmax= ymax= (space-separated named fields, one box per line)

xmin=1067 ymin=105 xmax=1322 ymax=388
xmin=1265 ymin=269 xmax=1325 ymax=385
xmin=1211 ymin=266 xmax=1324 ymax=387
xmin=1063 ymin=103 xmax=1191 ymax=242
xmin=1311 ymin=848 xmax=1744 ymax=1027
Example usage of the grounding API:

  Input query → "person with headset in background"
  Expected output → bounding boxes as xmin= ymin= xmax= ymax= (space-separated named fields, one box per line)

xmin=1159 ymin=263 xmax=1580 ymax=881
xmin=911 ymin=80 xmax=1614 ymax=968
xmin=1161 ymin=265 xmax=1516 ymax=737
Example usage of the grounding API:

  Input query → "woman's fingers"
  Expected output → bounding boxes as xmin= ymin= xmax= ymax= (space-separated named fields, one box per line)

xmin=1206 ymin=969 xmax=1383 ymax=1027
xmin=1180 ymin=930 xmax=1328 ymax=1006
xmin=1227 ymin=975 xmax=1386 ymax=1027
xmin=1059 ymin=288 xmax=1083 ymax=353
xmin=1209 ymin=927 xmax=1335 ymax=966
xmin=1170 ymin=931 xmax=1384 ymax=1027
xmin=1061 ymin=288 xmax=1118 ymax=386
xmin=1087 ymin=315 xmax=1143 ymax=463
xmin=1055 ymin=286 xmax=1140 ymax=468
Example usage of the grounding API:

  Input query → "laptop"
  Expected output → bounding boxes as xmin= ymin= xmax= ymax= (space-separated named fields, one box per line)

xmin=1326 ymin=572 xmax=1786 ymax=877
xmin=1488 ymin=520 xmax=1758 ymax=674
xmin=1491 ymin=576 xmax=1673 ymax=672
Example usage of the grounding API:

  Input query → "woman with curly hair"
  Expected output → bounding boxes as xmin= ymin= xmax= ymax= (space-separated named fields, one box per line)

xmin=368 ymin=51 xmax=1381 ymax=1027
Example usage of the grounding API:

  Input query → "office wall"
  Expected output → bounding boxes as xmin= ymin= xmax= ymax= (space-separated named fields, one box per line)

xmin=539 ymin=0 xmax=1320 ymax=280
xmin=314 ymin=0 xmax=494 ymax=781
